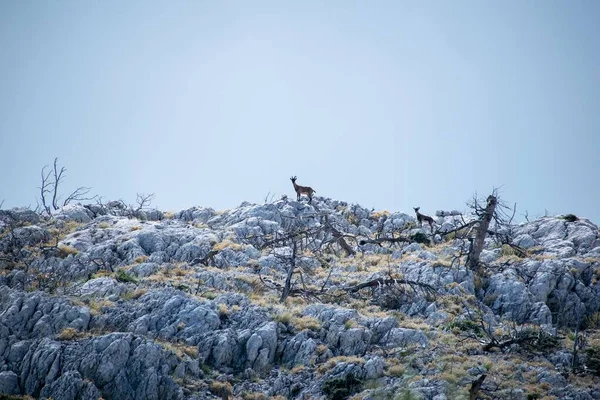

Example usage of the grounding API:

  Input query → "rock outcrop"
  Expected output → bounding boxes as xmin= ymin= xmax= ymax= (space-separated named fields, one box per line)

xmin=0 ymin=198 xmax=598 ymax=399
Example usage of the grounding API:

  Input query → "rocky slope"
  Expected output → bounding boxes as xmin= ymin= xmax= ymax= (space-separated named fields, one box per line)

xmin=0 ymin=197 xmax=599 ymax=400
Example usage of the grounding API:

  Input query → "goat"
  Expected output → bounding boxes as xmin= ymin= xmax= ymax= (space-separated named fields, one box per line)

xmin=414 ymin=207 xmax=435 ymax=230
xmin=290 ymin=176 xmax=315 ymax=204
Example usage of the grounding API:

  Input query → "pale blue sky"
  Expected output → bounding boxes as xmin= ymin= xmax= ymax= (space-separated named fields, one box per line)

xmin=1 ymin=1 xmax=599 ymax=222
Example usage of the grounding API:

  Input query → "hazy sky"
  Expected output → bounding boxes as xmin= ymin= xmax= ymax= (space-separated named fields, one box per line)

xmin=1 ymin=1 xmax=599 ymax=222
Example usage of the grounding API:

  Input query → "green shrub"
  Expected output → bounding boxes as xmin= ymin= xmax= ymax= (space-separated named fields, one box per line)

xmin=585 ymin=345 xmax=600 ymax=376
xmin=448 ymin=319 xmax=483 ymax=337
xmin=322 ymin=374 xmax=362 ymax=400
xmin=398 ymin=390 xmax=418 ymax=400
xmin=410 ymin=232 xmax=430 ymax=245
xmin=514 ymin=327 xmax=560 ymax=353
xmin=500 ymin=244 xmax=516 ymax=257
xmin=175 ymin=284 xmax=189 ymax=292
xmin=561 ymin=214 xmax=578 ymax=222
xmin=115 ymin=269 xmax=137 ymax=283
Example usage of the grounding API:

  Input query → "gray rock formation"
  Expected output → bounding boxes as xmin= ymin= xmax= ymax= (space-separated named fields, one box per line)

xmin=0 ymin=197 xmax=598 ymax=399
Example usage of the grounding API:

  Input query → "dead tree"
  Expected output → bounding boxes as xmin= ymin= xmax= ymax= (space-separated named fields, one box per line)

xmin=481 ymin=327 xmax=560 ymax=353
xmin=281 ymin=238 xmax=298 ymax=301
xmin=358 ymin=236 xmax=412 ymax=246
xmin=469 ymin=374 xmax=486 ymax=400
xmin=343 ymin=276 xmax=435 ymax=297
xmin=191 ymin=249 xmax=220 ymax=267
xmin=95 ymin=193 xmax=155 ymax=219
xmin=259 ymin=224 xmax=322 ymax=302
xmin=133 ymin=193 xmax=155 ymax=212
xmin=321 ymin=215 xmax=356 ymax=256
xmin=466 ymin=194 xmax=497 ymax=273
xmin=341 ymin=273 xmax=437 ymax=310
xmin=458 ymin=297 xmax=560 ymax=354
xmin=241 ymin=206 xmax=441 ymax=305
xmin=249 ymin=208 xmax=362 ymax=302
xmin=39 ymin=158 xmax=95 ymax=216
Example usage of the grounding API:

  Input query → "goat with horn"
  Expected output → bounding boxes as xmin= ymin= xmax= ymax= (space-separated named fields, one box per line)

xmin=290 ymin=176 xmax=315 ymax=204
xmin=414 ymin=207 xmax=435 ymax=230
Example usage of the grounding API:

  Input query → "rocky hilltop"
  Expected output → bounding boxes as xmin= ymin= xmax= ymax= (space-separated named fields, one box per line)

xmin=0 ymin=196 xmax=599 ymax=400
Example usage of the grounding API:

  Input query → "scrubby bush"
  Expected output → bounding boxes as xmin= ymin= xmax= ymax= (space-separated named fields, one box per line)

xmin=322 ymin=374 xmax=362 ymax=400
xmin=585 ymin=345 xmax=600 ymax=376
xmin=561 ymin=214 xmax=579 ymax=222
xmin=410 ymin=232 xmax=430 ymax=245
xmin=115 ymin=269 xmax=137 ymax=283
xmin=209 ymin=381 xmax=233 ymax=399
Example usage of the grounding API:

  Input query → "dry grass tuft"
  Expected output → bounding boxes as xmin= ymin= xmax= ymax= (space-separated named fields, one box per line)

xmin=158 ymin=341 xmax=199 ymax=359
xmin=134 ymin=255 xmax=149 ymax=264
xmin=291 ymin=315 xmax=322 ymax=331
xmin=122 ymin=288 xmax=147 ymax=300
xmin=386 ymin=363 xmax=405 ymax=377
xmin=317 ymin=356 xmax=365 ymax=374
xmin=57 ymin=245 xmax=79 ymax=257
xmin=213 ymin=239 xmax=245 ymax=252
xmin=241 ymin=393 xmax=267 ymax=400
xmin=56 ymin=327 xmax=83 ymax=341
xmin=88 ymin=299 xmax=116 ymax=316
xmin=209 ymin=381 xmax=233 ymax=399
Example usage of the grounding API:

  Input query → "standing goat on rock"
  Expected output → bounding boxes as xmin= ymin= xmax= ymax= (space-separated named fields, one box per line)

xmin=414 ymin=207 xmax=435 ymax=230
xmin=290 ymin=176 xmax=315 ymax=204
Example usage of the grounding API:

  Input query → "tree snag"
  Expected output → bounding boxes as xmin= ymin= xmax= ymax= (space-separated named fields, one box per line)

xmin=467 ymin=194 xmax=497 ymax=273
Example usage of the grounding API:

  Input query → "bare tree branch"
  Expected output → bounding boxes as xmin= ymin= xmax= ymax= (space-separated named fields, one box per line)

xmin=190 ymin=250 xmax=220 ymax=267
xmin=63 ymin=186 xmax=96 ymax=207
xmin=322 ymin=215 xmax=356 ymax=256
xmin=135 ymin=193 xmax=155 ymax=212
xmin=343 ymin=277 xmax=436 ymax=295
xmin=280 ymin=240 xmax=297 ymax=301
xmin=51 ymin=157 xmax=66 ymax=210
xmin=359 ymin=236 xmax=412 ymax=246
xmin=39 ymin=164 xmax=53 ymax=215
xmin=435 ymin=221 xmax=477 ymax=239
xmin=38 ymin=158 xmax=95 ymax=216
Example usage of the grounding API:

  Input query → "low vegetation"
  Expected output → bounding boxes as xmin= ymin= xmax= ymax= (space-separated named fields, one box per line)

xmin=1 ymin=181 xmax=599 ymax=400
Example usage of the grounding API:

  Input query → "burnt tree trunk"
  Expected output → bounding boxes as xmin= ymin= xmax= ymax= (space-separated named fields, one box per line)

xmin=332 ymin=230 xmax=356 ymax=256
xmin=467 ymin=195 xmax=497 ymax=273
xmin=359 ymin=236 xmax=412 ymax=246
xmin=280 ymin=239 xmax=297 ymax=302
xmin=469 ymin=374 xmax=486 ymax=400
xmin=323 ymin=215 xmax=356 ymax=256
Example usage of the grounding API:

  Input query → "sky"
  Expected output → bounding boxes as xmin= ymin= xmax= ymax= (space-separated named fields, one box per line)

xmin=1 ymin=1 xmax=599 ymax=222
